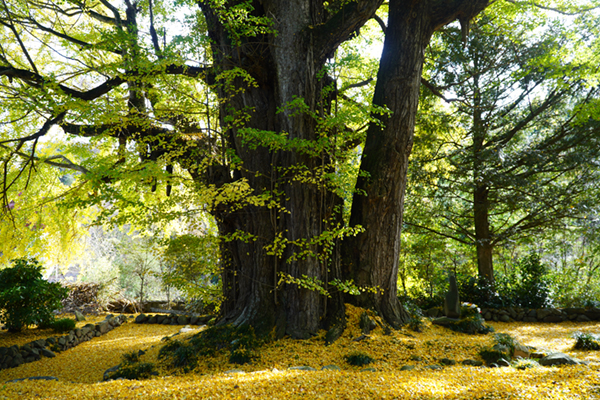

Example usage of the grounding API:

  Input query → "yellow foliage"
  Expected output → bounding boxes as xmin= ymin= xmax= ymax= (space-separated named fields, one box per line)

xmin=1 ymin=307 xmax=600 ymax=399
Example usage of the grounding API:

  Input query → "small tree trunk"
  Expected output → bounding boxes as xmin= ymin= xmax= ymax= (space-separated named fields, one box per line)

xmin=474 ymin=184 xmax=494 ymax=282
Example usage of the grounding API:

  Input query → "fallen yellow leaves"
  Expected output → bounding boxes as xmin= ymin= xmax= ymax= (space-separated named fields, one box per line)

xmin=0 ymin=306 xmax=599 ymax=399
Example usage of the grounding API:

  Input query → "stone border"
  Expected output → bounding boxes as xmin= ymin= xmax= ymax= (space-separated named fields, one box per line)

xmin=425 ymin=306 xmax=600 ymax=323
xmin=134 ymin=313 xmax=212 ymax=326
xmin=0 ymin=314 xmax=128 ymax=371
xmin=479 ymin=307 xmax=600 ymax=323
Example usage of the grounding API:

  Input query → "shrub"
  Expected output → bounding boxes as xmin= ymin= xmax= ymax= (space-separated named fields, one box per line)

xmin=106 ymin=351 xmax=157 ymax=381
xmin=0 ymin=258 xmax=69 ymax=332
xmin=494 ymin=333 xmax=516 ymax=355
xmin=344 ymin=352 xmax=375 ymax=366
xmin=513 ymin=358 xmax=540 ymax=370
xmin=573 ymin=332 xmax=600 ymax=350
xmin=446 ymin=313 xmax=494 ymax=335
xmin=512 ymin=254 xmax=551 ymax=309
xmin=159 ymin=324 xmax=263 ymax=370
xmin=51 ymin=318 xmax=76 ymax=333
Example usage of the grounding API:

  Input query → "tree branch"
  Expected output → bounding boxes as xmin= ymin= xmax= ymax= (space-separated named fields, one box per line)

xmin=313 ymin=0 xmax=385 ymax=64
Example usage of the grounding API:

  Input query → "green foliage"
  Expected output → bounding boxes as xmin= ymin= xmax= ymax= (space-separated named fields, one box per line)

xmin=344 ymin=352 xmax=375 ymax=366
xmin=478 ymin=332 xmax=517 ymax=365
xmin=403 ymin=300 xmax=425 ymax=333
xmin=457 ymin=255 xmax=551 ymax=309
xmin=573 ymin=332 xmax=600 ymax=351
xmin=446 ymin=313 xmax=494 ymax=335
xmin=494 ymin=333 xmax=516 ymax=355
xmin=51 ymin=318 xmax=76 ymax=333
xmin=0 ymin=258 xmax=69 ymax=332
xmin=510 ymin=254 xmax=552 ymax=309
xmin=106 ymin=351 xmax=158 ymax=381
xmin=161 ymin=234 xmax=221 ymax=312
xmin=159 ymin=324 xmax=263 ymax=370
xmin=512 ymin=358 xmax=540 ymax=370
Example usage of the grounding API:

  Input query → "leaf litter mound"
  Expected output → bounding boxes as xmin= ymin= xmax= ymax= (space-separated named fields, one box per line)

xmin=1 ymin=305 xmax=600 ymax=399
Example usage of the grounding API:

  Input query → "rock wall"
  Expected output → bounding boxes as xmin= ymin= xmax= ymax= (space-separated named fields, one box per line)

xmin=134 ymin=313 xmax=212 ymax=325
xmin=479 ymin=307 xmax=600 ymax=323
xmin=0 ymin=314 xmax=128 ymax=371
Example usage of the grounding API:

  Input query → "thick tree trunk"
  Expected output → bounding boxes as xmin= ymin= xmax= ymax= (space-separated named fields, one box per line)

xmin=345 ymin=0 xmax=490 ymax=327
xmin=202 ymin=1 xmax=382 ymax=338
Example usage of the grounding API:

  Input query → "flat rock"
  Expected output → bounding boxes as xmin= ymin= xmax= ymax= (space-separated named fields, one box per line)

xmin=288 ymin=366 xmax=317 ymax=371
xmin=539 ymin=353 xmax=581 ymax=366
xmin=6 ymin=376 xmax=58 ymax=383
xmin=321 ymin=365 xmax=341 ymax=371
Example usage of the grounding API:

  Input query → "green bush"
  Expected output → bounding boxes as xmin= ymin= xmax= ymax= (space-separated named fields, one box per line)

xmin=159 ymin=324 xmax=263 ymax=370
xmin=446 ymin=313 xmax=494 ymax=335
xmin=513 ymin=359 xmax=540 ymax=370
xmin=573 ymin=332 xmax=600 ymax=350
xmin=0 ymin=258 xmax=69 ymax=332
xmin=106 ymin=351 xmax=157 ymax=381
xmin=51 ymin=318 xmax=76 ymax=333
xmin=344 ymin=352 xmax=375 ymax=366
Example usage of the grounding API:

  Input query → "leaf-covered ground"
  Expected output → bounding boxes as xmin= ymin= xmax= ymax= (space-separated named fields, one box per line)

xmin=1 ymin=306 xmax=600 ymax=399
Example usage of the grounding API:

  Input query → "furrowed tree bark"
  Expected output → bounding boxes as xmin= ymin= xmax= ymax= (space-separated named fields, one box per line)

xmin=202 ymin=0 xmax=383 ymax=338
xmin=345 ymin=0 xmax=490 ymax=327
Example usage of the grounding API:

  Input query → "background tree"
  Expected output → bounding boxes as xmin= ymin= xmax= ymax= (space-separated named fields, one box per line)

xmin=0 ymin=0 xmax=490 ymax=338
xmin=404 ymin=7 xmax=600 ymax=285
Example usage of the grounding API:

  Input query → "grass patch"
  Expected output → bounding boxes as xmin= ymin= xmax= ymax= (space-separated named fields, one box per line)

xmin=344 ymin=351 xmax=375 ymax=366
xmin=573 ymin=331 xmax=600 ymax=350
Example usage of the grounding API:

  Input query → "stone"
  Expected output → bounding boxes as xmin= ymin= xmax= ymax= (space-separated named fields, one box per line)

xmin=543 ymin=315 xmax=563 ymax=323
xmin=74 ymin=328 xmax=83 ymax=338
xmin=6 ymin=376 xmax=58 ymax=383
xmin=439 ymin=358 xmax=456 ymax=366
xmin=10 ymin=353 xmax=24 ymax=368
xmin=576 ymin=314 xmax=591 ymax=322
xmin=32 ymin=339 xmax=47 ymax=349
xmin=400 ymin=365 xmax=415 ymax=371
xmin=360 ymin=367 xmax=377 ymax=372
xmin=103 ymin=365 xmax=121 ymax=381
xmin=513 ymin=343 xmax=531 ymax=359
xmin=96 ymin=321 xmax=110 ymax=334
xmin=410 ymin=355 xmax=422 ymax=361
xmin=41 ymin=349 xmax=56 ymax=358
xmin=359 ymin=312 xmax=377 ymax=334
xmin=134 ymin=314 xmax=147 ymax=323
xmin=321 ymin=365 xmax=341 ymax=371
xmin=190 ymin=316 xmax=199 ymax=325
xmin=180 ymin=325 xmax=195 ymax=333
xmin=484 ymin=312 xmax=492 ymax=320
xmin=425 ymin=365 xmax=442 ymax=370
xmin=536 ymin=309 xmax=552 ymax=320
xmin=499 ymin=314 xmax=510 ymax=322
xmin=74 ymin=311 xmax=86 ymax=321
xmin=523 ymin=317 xmax=538 ymax=322
xmin=461 ymin=359 xmax=483 ymax=366
xmin=288 ymin=366 xmax=317 ymax=371
xmin=148 ymin=316 xmax=158 ymax=324
xmin=177 ymin=316 xmax=189 ymax=325
xmin=224 ymin=369 xmax=245 ymax=374
xmin=444 ymin=272 xmax=461 ymax=319
xmin=426 ymin=308 xmax=440 ymax=318
xmin=539 ymin=353 xmax=581 ymax=366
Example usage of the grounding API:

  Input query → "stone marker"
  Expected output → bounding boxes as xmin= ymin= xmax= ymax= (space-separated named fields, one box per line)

xmin=444 ymin=272 xmax=461 ymax=319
